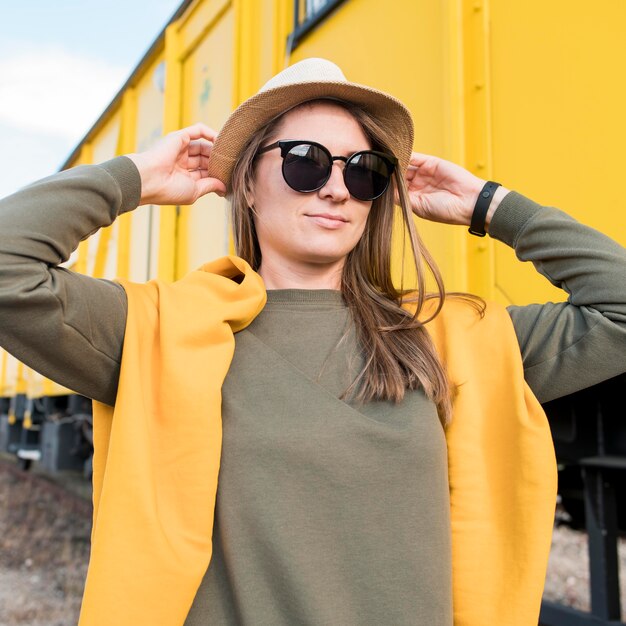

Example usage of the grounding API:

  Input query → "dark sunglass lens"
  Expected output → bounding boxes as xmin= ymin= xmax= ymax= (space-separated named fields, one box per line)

xmin=345 ymin=153 xmax=392 ymax=201
xmin=283 ymin=144 xmax=330 ymax=192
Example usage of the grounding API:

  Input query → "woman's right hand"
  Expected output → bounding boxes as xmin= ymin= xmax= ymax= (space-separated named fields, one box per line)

xmin=127 ymin=123 xmax=227 ymax=206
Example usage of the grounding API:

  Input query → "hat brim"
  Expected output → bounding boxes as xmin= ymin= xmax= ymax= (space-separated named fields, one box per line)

xmin=207 ymin=80 xmax=414 ymax=191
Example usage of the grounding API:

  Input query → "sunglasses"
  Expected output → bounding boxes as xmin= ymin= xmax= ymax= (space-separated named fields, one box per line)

xmin=256 ymin=140 xmax=398 ymax=202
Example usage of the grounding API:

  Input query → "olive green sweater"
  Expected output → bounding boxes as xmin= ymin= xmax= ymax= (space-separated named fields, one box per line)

xmin=0 ymin=156 xmax=625 ymax=405
xmin=181 ymin=288 xmax=454 ymax=625
xmin=1 ymin=157 xmax=626 ymax=624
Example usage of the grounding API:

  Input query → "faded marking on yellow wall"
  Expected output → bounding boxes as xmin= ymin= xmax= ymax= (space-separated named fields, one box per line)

xmin=159 ymin=20 xmax=185 ymax=282
xmin=131 ymin=54 xmax=167 ymax=281
xmin=177 ymin=3 xmax=234 ymax=277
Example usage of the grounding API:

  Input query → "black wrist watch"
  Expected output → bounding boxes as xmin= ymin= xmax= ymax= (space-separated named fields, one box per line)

xmin=468 ymin=181 xmax=501 ymax=237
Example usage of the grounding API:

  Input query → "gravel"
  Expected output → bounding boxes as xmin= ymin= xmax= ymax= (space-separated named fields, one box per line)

xmin=1 ymin=458 xmax=626 ymax=625
xmin=0 ymin=459 xmax=90 ymax=626
xmin=544 ymin=512 xmax=626 ymax=619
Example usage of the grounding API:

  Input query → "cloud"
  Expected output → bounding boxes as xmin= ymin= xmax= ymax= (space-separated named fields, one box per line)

xmin=0 ymin=122 xmax=71 ymax=198
xmin=0 ymin=44 xmax=127 ymax=141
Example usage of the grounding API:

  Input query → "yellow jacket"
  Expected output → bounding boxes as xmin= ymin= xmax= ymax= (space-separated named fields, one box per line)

xmin=79 ymin=256 xmax=557 ymax=626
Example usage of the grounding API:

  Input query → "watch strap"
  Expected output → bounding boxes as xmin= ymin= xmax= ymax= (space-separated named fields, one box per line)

xmin=469 ymin=181 xmax=501 ymax=237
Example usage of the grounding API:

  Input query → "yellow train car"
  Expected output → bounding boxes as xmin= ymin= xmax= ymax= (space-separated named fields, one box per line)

xmin=55 ymin=0 xmax=626 ymax=301
xmin=1 ymin=2 xmax=625 ymax=621
xmin=3 ymin=0 xmax=625 ymax=473
xmin=3 ymin=5 xmax=626 ymax=438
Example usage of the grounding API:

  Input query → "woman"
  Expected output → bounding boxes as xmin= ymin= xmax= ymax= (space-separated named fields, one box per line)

xmin=1 ymin=58 xmax=625 ymax=626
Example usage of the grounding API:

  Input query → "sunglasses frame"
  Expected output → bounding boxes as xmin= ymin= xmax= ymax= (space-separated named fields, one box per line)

xmin=256 ymin=139 xmax=398 ymax=201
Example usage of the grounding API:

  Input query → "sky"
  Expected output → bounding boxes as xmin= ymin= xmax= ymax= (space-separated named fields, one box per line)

xmin=0 ymin=0 xmax=184 ymax=198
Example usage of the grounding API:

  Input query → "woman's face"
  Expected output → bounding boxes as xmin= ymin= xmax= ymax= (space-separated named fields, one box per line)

xmin=250 ymin=102 xmax=373 ymax=275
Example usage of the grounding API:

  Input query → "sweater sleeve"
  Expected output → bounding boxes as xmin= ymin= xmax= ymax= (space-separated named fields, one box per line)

xmin=488 ymin=192 xmax=626 ymax=404
xmin=0 ymin=156 xmax=141 ymax=406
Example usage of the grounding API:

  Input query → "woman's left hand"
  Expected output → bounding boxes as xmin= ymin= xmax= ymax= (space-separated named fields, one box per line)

xmin=402 ymin=152 xmax=508 ymax=227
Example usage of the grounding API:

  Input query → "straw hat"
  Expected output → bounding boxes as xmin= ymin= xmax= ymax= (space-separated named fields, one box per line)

xmin=207 ymin=58 xmax=414 ymax=191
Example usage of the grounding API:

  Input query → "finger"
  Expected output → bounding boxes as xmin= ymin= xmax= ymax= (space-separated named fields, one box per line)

xmin=188 ymin=139 xmax=214 ymax=157
xmin=187 ymin=154 xmax=211 ymax=170
xmin=188 ymin=166 xmax=212 ymax=180
xmin=405 ymin=165 xmax=419 ymax=181
xmin=181 ymin=123 xmax=220 ymax=143
xmin=409 ymin=152 xmax=432 ymax=167
xmin=195 ymin=176 xmax=227 ymax=199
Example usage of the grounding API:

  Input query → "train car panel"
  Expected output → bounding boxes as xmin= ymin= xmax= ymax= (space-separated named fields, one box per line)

xmin=25 ymin=368 xmax=71 ymax=400
xmin=288 ymin=0 xmax=471 ymax=293
xmin=5 ymin=0 xmax=624 ymax=484
xmin=130 ymin=55 xmax=167 ymax=282
xmin=489 ymin=0 xmax=626 ymax=306
xmin=177 ymin=3 xmax=235 ymax=277
xmin=178 ymin=0 xmax=231 ymax=54
xmin=0 ymin=350 xmax=18 ymax=398
xmin=84 ymin=114 xmax=123 ymax=280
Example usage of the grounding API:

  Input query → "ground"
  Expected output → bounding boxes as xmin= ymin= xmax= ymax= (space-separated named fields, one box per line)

xmin=0 ymin=459 xmax=90 ymax=625
xmin=1 ymin=458 xmax=625 ymax=624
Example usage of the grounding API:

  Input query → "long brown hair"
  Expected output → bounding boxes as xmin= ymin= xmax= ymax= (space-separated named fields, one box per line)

xmin=230 ymin=99 xmax=472 ymax=426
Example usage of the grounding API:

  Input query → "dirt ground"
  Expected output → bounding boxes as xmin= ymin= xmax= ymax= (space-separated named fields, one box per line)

xmin=545 ymin=519 xmax=626 ymax=618
xmin=1 ymin=458 xmax=626 ymax=625
xmin=0 ymin=459 xmax=91 ymax=626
